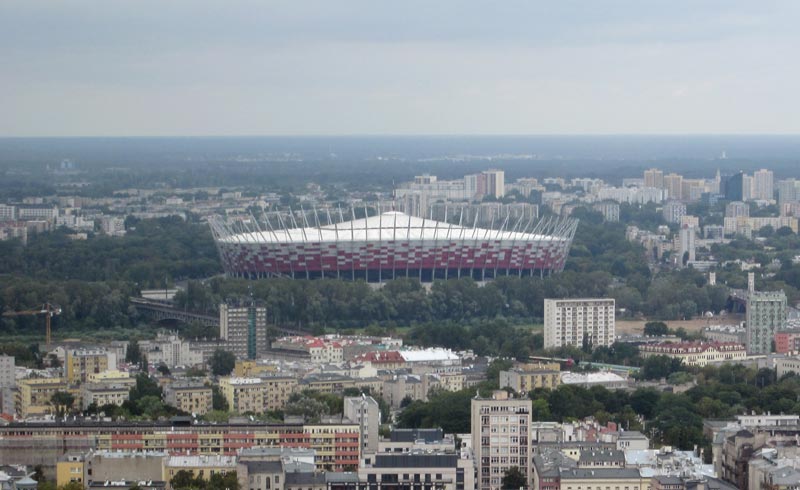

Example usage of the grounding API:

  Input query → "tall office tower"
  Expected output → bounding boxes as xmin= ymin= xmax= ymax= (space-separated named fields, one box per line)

xmin=482 ymin=169 xmax=505 ymax=198
xmin=746 ymin=290 xmax=787 ymax=354
xmin=678 ymin=225 xmax=696 ymax=265
xmin=644 ymin=168 xmax=664 ymax=189
xmin=742 ymin=174 xmax=754 ymax=201
xmin=725 ymin=201 xmax=750 ymax=218
xmin=663 ymin=173 xmax=684 ymax=200
xmin=726 ymin=172 xmax=745 ymax=201
xmin=753 ymin=169 xmax=774 ymax=201
xmin=662 ymin=200 xmax=687 ymax=224
xmin=471 ymin=391 xmax=532 ymax=490
xmin=543 ymin=298 xmax=616 ymax=350
xmin=219 ymin=303 xmax=268 ymax=360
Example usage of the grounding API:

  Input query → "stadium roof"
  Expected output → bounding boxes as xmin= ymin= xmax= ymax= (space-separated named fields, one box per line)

xmin=213 ymin=211 xmax=572 ymax=244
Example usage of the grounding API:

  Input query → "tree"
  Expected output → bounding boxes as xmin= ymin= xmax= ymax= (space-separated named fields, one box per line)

xmin=211 ymin=385 xmax=229 ymax=411
xmin=501 ymin=466 xmax=527 ymax=490
xmin=170 ymin=470 xmax=201 ymax=490
xmin=157 ymin=363 xmax=171 ymax=376
xmin=643 ymin=322 xmax=669 ymax=337
xmin=50 ymin=391 xmax=75 ymax=418
xmin=126 ymin=340 xmax=142 ymax=364
xmin=209 ymin=349 xmax=236 ymax=376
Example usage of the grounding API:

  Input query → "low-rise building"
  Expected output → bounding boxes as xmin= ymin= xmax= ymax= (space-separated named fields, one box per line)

xmin=499 ymin=364 xmax=561 ymax=393
xmin=358 ymin=451 xmax=475 ymax=490
xmin=56 ymin=453 xmax=85 ymax=487
xmin=639 ymin=342 xmax=747 ymax=367
xmin=16 ymin=377 xmax=68 ymax=418
xmin=84 ymin=450 xmax=167 ymax=488
xmin=219 ymin=377 xmax=265 ymax=414
xmin=81 ymin=383 xmax=130 ymax=410
xmin=163 ymin=455 xmax=237 ymax=487
xmin=164 ymin=381 xmax=213 ymax=416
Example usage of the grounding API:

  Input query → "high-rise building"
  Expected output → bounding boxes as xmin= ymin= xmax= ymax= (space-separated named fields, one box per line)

xmin=481 ymin=169 xmax=505 ymax=198
xmin=662 ymin=200 xmax=687 ymax=224
xmin=543 ymin=298 xmax=616 ymax=349
xmin=742 ymin=174 xmax=754 ymax=201
xmin=663 ymin=173 xmax=684 ymax=200
xmin=777 ymin=179 xmax=800 ymax=209
xmin=644 ymin=168 xmax=664 ymax=189
xmin=726 ymin=172 xmax=745 ymax=201
xmin=752 ymin=169 xmax=774 ymax=201
xmin=471 ymin=391 xmax=532 ymax=490
xmin=678 ymin=225 xmax=696 ymax=266
xmin=746 ymin=291 xmax=787 ymax=354
xmin=344 ymin=396 xmax=381 ymax=456
xmin=219 ymin=304 xmax=268 ymax=360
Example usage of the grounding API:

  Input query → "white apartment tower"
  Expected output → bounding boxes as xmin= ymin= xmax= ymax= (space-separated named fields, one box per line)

xmin=544 ymin=298 xmax=616 ymax=349
xmin=753 ymin=169 xmax=774 ymax=201
xmin=471 ymin=391 xmax=532 ymax=490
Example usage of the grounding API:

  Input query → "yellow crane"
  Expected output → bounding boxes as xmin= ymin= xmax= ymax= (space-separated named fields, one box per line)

xmin=2 ymin=303 xmax=62 ymax=347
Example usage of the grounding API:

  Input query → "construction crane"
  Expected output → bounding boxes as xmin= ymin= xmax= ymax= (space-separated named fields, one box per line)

xmin=1 ymin=303 xmax=62 ymax=347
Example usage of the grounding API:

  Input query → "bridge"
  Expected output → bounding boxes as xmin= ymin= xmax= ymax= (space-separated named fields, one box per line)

xmin=129 ymin=297 xmax=219 ymax=327
xmin=727 ymin=289 xmax=748 ymax=314
xmin=130 ymin=297 xmax=311 ymax=337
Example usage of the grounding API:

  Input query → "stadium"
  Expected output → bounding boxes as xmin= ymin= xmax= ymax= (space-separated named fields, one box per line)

xmin=209 ymin=211 xmax=578 ymax=282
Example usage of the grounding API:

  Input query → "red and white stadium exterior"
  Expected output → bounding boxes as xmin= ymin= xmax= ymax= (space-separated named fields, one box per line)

xmin=209 ymin=211 xmax=578 ymax=282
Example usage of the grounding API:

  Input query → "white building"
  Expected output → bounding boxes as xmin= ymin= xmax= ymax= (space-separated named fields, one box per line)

xmin=753 ymin=169 xmax=774 ymax=201
xmin=543 ymin=298 xmax=616 ymax=349
xmin=662 ymin=201 xmax=686 ymax=224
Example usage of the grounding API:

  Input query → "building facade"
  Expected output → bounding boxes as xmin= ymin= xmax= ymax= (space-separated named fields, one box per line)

xmin=543 ymin=298 xmax=616 ymax=350
xmin=746 ymin=291 xmax=787 ymax=354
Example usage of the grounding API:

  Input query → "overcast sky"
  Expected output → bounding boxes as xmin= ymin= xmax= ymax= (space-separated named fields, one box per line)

xmin=1 ymin=1 xmax=798 ymax=137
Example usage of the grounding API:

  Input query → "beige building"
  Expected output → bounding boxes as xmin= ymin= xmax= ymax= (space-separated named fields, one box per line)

xmin=262 ymin=375 xmax=298 ymax=411
xmin=499 ymin=366 xmax=561 ymax=392
xmin=776 ymin=356 xmax=800 ymax=378
xmin=16 ymin=377 xmax=68 ymax=418
xmin=56 ymin=453 xmax=85 ymax=487
xmin=559 ymin=468 xmax=647 ymax=490
xmin=84 ymin=450 xmax=167 ymax=487
xmin=164 ymin=454 xmax=237 ymax=487
xmin=81 ymin=383 xmax=130 ymax=410
xmin=544 ymin=298 xmax=616 ymax=350
xmin=358 ymin=451 xmax=475 ymax=490
xmin=219 ymin=377 xmax=266 ymax=414
xmin=66 ymin=349 xmax=111 ymax=384
xmin=639 ymin=342 xmax=747 ymax=367
xmin=471 ymin=391 xmax=532 ymax=490
xmin=164 ymin=381 xmax=213 ymax=415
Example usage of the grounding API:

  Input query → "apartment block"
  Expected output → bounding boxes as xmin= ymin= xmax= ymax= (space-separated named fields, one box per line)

xmin=471 ymin=391 xmax=532 ymax=490
xmin=220 ymin=304 xmax=268 ymax=361
xmin=544 ymin=298 xmax=616 ymax=350
xmin=164 ymin=381 xmax=213 ymax=416
xmin=746 ymin=291 xmax=787 ymax=354
xmin=66 ymin=349 xmax=111 ymax=384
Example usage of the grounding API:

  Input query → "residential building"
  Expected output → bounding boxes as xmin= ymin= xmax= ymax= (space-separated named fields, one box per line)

xmin=163 ymin=455 xmax=237 ymax=486
xmin=774 ymin=329 xmax=800 ymax=354
xmin=15 ymin=377 xmax=68 ymax=418
xmin=498 ymin=364 xmax=561 ymax=393
xmin=752 ymin=169 xmax=774 ymax=201
xmin=219 ymin=377 xmax=266 ymax=414
xmin=81 ymin=383 xmax=130 ymax=410
xmin=638 ymin=342 xmax=747 ymax=367
xmin=776 ymin=356 xmax=800 ymax=378
xmin=664 ymin=174 xmax=684 ymax=200
xmin=66 ymin=349 xmax=111 ymax=384
xmin=84 ymin=451 xmax=167 ymax=488
xmin=0 ymin=356 xmax=14 ymax=389
xmin=220 ymin=303 xmax=268 ymax=360
xmin=56 ymin=453 xmax=85 ymax=487
xmin=471 ymin=391 xmax=532 ymax=490
xmin=725 ymin=201 xmax=750 ymax=219
xmin=358 ymin=451 xmax=475 ymax=490
xmin=644 ymin=168 xmax=664 ymax=189
xmin=543 ymin=298 xmax=616 ymax=350
xmin=746 ymin=291 xmax=787 ymax=354
xmin=343 ymin=396 xmax=381 ymax=455
xmin=662 ymin=201 xmax=686 ymax=224
xmin=592 ymin=202 xmax=620 ymax=222
xmin=261 ymin=375 xmax=298 ymax=412
xmin=164 ymin=381 xmax=213 ymax=416
xmin=677 ymin=225 xmax=696 ymax=265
